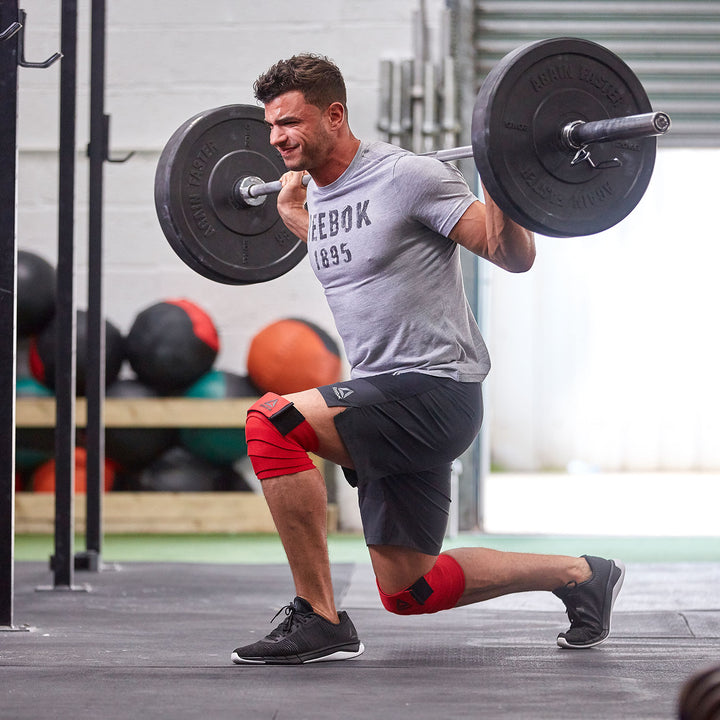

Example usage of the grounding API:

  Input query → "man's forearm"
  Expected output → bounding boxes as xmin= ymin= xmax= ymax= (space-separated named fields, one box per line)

xmin=449 ymin=194 xmax=535 ymax=273
xmin=483 ymin=186 xmax=535 ymax=272
xmin=484 ymin=192 xmax=536 ymax=273
xmin=278 ymin=204 xmax=309 ymax=242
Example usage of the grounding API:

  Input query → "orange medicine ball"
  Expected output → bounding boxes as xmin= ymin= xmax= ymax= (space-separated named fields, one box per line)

xmin=31 ymin=447 xmax=116 ymax=493
xmin=247 ymin=318 xmax=342 ymax=395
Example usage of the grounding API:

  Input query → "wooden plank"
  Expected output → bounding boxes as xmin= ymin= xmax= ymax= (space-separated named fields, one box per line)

xmin=15 ymin=492 xmax=338 ymax=534
xmin=100 ymin=492 xmax=277 ymax=534
xmin=15 ymin=397 xmax=255 ymax=428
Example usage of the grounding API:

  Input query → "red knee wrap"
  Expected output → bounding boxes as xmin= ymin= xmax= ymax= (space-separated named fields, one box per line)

xmin=246 ymin=393 xmax=319 ymax=480
xmin=377 ymin=554 xmax=465 ymax=615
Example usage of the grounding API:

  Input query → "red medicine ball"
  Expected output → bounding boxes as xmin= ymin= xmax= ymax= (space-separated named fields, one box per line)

xmin=247 ymin=318 xmax=341 ymax=395
xmin=125 ymin=299 xmax=219 ymax=394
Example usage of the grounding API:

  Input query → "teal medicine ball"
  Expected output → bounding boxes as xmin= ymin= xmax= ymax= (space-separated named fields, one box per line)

xmin=15 ymin=376 xmax=55 ymax=471
xmin=179 ymin=370 xmax=260 ymax=466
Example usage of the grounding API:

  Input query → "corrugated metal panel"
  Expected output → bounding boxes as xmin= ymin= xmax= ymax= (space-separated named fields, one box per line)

xmin=474 ymin=0 xmax=720 ymax=145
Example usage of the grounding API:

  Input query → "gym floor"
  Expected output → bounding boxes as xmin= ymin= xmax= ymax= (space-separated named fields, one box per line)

xmin=4 ymin=534 xmax=720 ymax=720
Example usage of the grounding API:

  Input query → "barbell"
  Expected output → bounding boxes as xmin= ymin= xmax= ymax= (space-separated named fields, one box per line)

xmin=154 ymin=37 xmax=671 ymax=285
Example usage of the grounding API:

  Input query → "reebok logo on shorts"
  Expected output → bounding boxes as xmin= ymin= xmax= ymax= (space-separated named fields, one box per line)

xmin=333 ymin=386 xmax=354 ymax=400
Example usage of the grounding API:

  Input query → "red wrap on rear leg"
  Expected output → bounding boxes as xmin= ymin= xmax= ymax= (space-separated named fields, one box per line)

xmin=377 ymin=553 xmax=465 ymax=615
xmin=245 ymin=393 xmax=319 ymax=480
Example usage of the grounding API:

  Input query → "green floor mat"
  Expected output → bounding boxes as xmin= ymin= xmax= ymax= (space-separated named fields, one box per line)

xmin=13 ymin=533 xmax=720 ymax=564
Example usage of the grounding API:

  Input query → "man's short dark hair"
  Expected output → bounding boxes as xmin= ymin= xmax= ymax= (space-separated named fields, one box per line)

xmin=254 ymin=53 xmax=347 ymax=110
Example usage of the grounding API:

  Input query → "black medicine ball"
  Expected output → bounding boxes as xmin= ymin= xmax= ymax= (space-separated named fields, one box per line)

xmin=17 ymin=250 xmax=56 ymax=337
xmin=105 ymin=379 xmax=178 ymax=471
xmin=29 ymin=309 xmax=125 ymax=395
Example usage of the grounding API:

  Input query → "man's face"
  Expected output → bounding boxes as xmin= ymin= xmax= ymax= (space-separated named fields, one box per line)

xmin=264 ymin=90 xmax=334 ymax=171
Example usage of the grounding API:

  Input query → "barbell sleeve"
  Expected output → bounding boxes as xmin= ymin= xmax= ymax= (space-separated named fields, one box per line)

xmin=423 ymin=112 xmax=670 ymax=162
xmin=562 ymin=111 xmax=671 ymax=150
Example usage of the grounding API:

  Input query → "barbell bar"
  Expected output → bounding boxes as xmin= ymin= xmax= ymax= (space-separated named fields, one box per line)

xmin=154 ymin=36 xmax=672 ymax=284
xmin=235 ymin=110 xmax=671 ymax=206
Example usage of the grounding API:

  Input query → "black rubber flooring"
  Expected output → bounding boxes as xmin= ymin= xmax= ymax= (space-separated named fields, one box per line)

xmin=2 ymin=560 xmax=720 ymax=719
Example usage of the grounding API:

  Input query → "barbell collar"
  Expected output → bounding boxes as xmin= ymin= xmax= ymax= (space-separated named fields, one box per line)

xmin=562 ymin=111 xmax=671 ymax=151
xmin=236 ymin=173 xmax=311 ymax=205
xmin=235 ymin=176 xmax=267 ymax=207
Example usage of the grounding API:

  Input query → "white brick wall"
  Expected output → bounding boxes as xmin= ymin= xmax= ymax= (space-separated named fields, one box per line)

xmin=16 ymin=0 xmax=446 ymax=377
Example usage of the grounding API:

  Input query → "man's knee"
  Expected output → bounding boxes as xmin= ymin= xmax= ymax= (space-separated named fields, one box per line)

xmin=377 ymin=553 xmax=466 ymax=615
xmin=245 ymin=393 xmax=319 ymax=480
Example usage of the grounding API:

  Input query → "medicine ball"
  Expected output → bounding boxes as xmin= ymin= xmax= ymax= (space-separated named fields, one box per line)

xmin=17 ymin=250 xmax=56 ymax=337
xmin=127 ymin=446 xmax=229 ymax=492
xmin=179 ymin=370 xmax=259 ymax=466
xmin=125 ymin=299 xmax=219 ymax=394
xmin=247 ymin=318 xmax=341 ymax=394
xmin=15 ymin=376 xmax=54 ymax=471
xmin=678 ymin=664 xmax=720 ymax=720
xmin=104 ymin=379 xmax=178 ymax=471
xmin=31 ymin=447 xmax=116 ymax=493
xmin=28 ymin=309 xmax=125 ymax=395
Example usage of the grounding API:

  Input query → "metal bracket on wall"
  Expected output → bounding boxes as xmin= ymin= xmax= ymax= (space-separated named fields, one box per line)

xmin=17 ymin=9 xmax=62 ymax=68
xmin=0 ymin=21 xmax=21 ymax=42
xmin=86 ymin=114 xmax=134 ymax=164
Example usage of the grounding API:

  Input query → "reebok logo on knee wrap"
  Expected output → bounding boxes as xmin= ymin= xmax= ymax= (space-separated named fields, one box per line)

xmin=377 ymin=553 xmax=465 ymax=615
xmin=246 ymin=393 xmax=319 ymax=480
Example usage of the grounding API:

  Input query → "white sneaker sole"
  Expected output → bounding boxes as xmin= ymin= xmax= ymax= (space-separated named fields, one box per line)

xmin=231 ymin=642 xmax=365 ymax=665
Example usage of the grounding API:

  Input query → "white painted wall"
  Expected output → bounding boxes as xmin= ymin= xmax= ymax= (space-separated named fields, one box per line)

xmin=487 ymin=148 xmax=720 ymax=472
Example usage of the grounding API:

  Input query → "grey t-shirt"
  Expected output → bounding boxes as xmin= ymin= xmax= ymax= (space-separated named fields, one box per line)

xmin=305 ymin=140 xmax=490 ymax=383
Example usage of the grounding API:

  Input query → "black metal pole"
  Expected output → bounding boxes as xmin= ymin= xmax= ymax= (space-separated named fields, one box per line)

xmin=78 ymin=0 xmax=107 ymax=573
xmin=0 ymin=0 xmax=20 ymax=628
xmin=52 ymin=0 xmax=79 ymax=589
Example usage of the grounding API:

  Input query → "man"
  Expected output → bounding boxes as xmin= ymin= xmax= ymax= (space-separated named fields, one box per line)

xmin=231 ymin=54 xmax=624 ymax=665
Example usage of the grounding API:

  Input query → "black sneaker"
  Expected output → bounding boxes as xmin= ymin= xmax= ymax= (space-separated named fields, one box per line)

xmin=231 ymin=597 xmax=365 ymax=665
xmin=553 ymin=555 xmax=625 ymax=649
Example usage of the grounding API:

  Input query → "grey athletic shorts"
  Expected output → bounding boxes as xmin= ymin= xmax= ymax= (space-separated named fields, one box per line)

xmin=317 ymin=372 xmax=483 ymax=555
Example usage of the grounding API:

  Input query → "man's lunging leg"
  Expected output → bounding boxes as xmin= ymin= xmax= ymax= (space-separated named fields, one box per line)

xmin=231 ymin=391 xmax=364 ymax=665
xmin=371 ymin=545 xmax=625 ymax=649
xmin=261 ymin=469 xmax=337 ymax=623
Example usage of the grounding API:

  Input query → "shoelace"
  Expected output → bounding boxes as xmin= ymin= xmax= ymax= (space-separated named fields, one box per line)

xmin=268 ymin=603 xmax=308 ymax=637
xmin=558 ymin=583 xmax=583 ymax=628
xmin=565 ymin=606 xmax=580 ymax=627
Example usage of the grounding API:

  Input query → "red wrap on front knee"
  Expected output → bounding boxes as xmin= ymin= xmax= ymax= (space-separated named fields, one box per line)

xmin=246 ymin=393 xmax=319 ymax=480
xmin=378 ymin=554 xmax=466 ymax=615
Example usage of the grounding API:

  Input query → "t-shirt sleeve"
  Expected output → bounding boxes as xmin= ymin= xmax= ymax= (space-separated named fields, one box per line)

xmin=391 ymin=154 xmax=478 ymax=237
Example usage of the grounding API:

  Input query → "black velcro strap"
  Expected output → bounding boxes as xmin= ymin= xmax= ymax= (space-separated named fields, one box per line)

xmin=268 ymin=402 xmax=306 ymax=436
xmin=250 ymin=394 xmax=306 ymax=436
xmin=408 ymin=576 xmax=434 ymax=605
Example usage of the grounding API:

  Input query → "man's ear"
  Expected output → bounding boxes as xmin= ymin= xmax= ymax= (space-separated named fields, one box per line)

xmin=326 ymin=101 xmax=346 ymax=129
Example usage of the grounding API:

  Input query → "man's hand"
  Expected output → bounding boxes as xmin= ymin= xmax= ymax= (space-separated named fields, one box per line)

xmin=277 ymin=171 xmax=310 ymax=241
